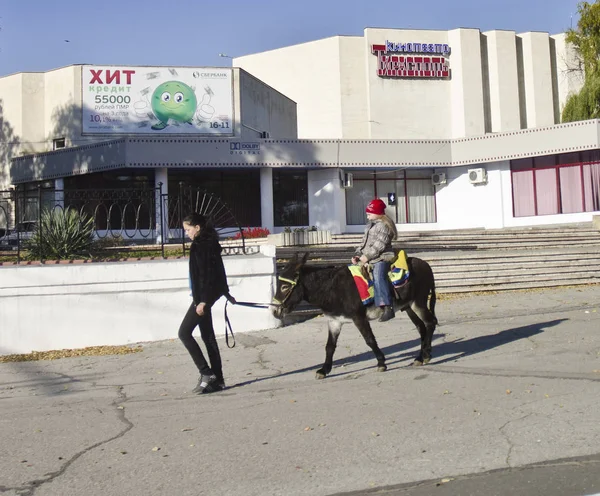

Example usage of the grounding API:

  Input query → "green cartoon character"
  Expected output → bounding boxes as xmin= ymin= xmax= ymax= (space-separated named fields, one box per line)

xmin=150 ymin=81 xmax=198 ymax=130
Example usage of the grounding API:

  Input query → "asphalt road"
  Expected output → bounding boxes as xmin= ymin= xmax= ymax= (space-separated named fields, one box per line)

xmin=1 ymin=285 xmax=600 ymax=496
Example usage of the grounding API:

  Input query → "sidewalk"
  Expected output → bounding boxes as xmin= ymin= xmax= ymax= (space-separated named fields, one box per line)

xmin=1 ymin=286 xmax=600 ymax=496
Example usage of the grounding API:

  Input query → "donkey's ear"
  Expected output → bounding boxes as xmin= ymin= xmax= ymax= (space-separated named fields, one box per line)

xmin=300 ymin=252 xmax=309 ymax=266
xmin=293 ymin=252 xmax=308 ymax=270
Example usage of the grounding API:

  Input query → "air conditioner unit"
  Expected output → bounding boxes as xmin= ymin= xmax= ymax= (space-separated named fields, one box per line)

xmin=468 ymin=167 xmax=487 ymax=185
xmin=341 ymin=172 xmax=354 ymax=189
xmin=431 ymin=172 xmax=446 ymax=186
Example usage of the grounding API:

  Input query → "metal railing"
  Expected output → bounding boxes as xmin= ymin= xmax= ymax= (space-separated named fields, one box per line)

xmin=0 ymin=184 xmax=247 ymax=263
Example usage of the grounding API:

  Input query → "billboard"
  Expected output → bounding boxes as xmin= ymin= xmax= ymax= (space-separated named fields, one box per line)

xmin=82 ymin=66 xmax=234 ymax=135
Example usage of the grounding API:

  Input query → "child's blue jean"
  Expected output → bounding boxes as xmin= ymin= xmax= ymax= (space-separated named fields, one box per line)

xmin=373 ymin=260 xmax=392 ymax=306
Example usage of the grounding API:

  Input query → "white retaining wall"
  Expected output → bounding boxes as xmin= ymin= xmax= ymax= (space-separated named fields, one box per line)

xmin=0 ymin=247 xmax=281 ymax=355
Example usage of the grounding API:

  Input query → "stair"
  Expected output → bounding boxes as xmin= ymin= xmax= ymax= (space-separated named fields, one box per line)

xmin=276 ymin=223 xmax=600 ymax=294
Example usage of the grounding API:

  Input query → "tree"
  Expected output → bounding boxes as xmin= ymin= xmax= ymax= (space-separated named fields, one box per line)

xmin=562 ymin=1 xmax=600 ymax=122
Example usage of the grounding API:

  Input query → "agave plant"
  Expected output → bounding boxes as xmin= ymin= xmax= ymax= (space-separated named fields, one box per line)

xmin=26 ymin=208 xmax=95 ymax=260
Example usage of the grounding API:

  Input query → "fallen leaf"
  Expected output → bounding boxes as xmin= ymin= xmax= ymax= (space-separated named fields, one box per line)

xmin=120 ymin=451 xmax=128 ymax=455
xmin=0 ymin=345 xmax=142 ymax=363
xmin=151 ymin=447 xmax=161 ymax=452
xmin=443 ymin=390 xmax=450 ymax=395
xmin=117 ymin=406 xmax=124 ymax=410
xmin=440 ymin=478 xmax=455 ymax=483
xmin=506 ymin=389 xmax=512 ymax=394
xmin=181 ymin=428 xmax=194 ymax=432
xmin=371 ymin=432 xmax=380 ymax=437
xmin=304 ymin=427 xmax=313 ymax=431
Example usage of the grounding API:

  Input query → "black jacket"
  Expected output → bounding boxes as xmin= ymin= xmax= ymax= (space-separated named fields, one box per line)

xmin=189 ymin=229 xmax=229 ymax=307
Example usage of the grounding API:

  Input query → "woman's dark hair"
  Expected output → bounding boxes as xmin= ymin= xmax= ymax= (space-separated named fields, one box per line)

xmin=183 ymin=212 xmax=208 ymax=228
xmin=183 ymin=212 xmax=217 ymax=238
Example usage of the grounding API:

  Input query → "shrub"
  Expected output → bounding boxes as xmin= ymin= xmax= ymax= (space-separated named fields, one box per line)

xmin=233 ymin=227 xmax=270 ymax=240
xmin=26 ymin=208 xmax=95 ymax=260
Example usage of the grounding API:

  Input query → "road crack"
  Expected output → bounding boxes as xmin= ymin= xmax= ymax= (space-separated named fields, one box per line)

xmin=0 ymin=385 xmax=133 ymax=496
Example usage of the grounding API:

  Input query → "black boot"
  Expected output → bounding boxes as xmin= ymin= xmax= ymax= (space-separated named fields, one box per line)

xmin=378 ymin=305 xmax=395 ymax=322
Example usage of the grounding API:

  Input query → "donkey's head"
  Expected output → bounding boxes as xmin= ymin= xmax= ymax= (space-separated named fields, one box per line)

xmin=271 ymin=252 xmax=309 ymax=320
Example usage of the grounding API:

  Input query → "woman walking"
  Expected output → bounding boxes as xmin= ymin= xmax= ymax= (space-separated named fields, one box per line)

xmin=179 ymin=212 xmax=231 ymax=394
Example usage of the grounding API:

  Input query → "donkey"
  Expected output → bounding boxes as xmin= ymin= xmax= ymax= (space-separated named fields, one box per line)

xmin=271 ymin=253 xmax=438 ymax=379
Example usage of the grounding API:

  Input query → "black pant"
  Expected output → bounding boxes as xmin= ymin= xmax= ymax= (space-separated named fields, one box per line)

xmin=178 ymin=303 xmax=223 ymax=381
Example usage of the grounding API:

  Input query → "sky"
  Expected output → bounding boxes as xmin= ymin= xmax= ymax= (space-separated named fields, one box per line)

xmin=0 ymin=0 xmax=582 ymax=77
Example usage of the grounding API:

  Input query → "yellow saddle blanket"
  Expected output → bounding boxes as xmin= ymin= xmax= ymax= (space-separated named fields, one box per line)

xmin=348 ymin=250 xmax=410 ymax=305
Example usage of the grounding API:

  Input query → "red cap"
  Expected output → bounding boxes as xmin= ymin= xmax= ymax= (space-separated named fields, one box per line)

xmin=365 ymin=199 xmax=386 ymax=215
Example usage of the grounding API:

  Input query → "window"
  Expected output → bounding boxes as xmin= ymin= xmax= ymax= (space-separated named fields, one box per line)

xmin=345 ymin=169 xmax=436 ymax=225
xmin=53 ymin=138 xmax=66 ymax=150
xmin=273 ymin=170 xmax=309 ymax=226
xmin=511 ymin=151 xmax=600 ymax=217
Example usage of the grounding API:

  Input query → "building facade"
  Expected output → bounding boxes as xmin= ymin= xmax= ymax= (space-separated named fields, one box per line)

xmin=2 ymin=28 xmax=598 ymax=236
xmin=234 ymin=28 xmax=582 ymax=139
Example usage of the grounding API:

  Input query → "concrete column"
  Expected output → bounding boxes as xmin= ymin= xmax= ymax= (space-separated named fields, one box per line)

xmin=483 ymin=30 xmax=521 ymax=132
xmin=155 ymin=168 xmax=168 ymax=244
xmin=552 ymin=33 xmax=584 ymax=122
xmin=517 ymin=32 xmax=554 ymax=127
xmin=260 ymin=168 xmax=274 ymax=232
xmin=448 ymin=28 xmax=486 ymax=138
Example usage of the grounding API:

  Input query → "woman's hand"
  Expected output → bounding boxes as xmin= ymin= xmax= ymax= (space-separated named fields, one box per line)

xmin=351 ymin=256 xmax=360 ymax=264
xmin=195 ymin=303 xmax=206 ymax=316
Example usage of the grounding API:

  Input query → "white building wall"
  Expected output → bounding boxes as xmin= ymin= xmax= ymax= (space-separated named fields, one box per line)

xmin=364 ymin=28 xmax=452 ymax=139
xmin=483 ymin=30 xmax=521 ymax=132
xmin=0 ymin=74 xmax=23 ymax=188
xmin=44 ymin=65 xmax=95 ymax=148
xmin=21 ymin=73 xmax=46 ymax=156
xmin=433 ymin=163 xmax=507 ymax=230
xmin=339 ymin=37 xmax=369 ymax=138
xmin=0 ymin=252 xmax=280 ymax=356
xmin=237 ymin=69 xmax=298 ymax=139
xmin=235 ymin=37 xmax=343 ymax=138
xmin=518 ymin=32 xmax=556 ymax=127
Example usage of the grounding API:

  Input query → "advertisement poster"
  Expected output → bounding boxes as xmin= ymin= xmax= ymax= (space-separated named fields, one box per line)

xmin=82 ymin=66 xmax=234 ymax=135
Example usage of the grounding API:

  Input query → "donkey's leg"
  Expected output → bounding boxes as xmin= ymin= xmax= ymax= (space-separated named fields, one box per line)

xmin=405 ymin=307 xmax=427 ymax=366
xmin=353 ymin=315 xmax=387 ymax=372
xmin=409 ymin=301 xmax=437 ymax=365
xmin=316 ymin=318 xmax=343 ymax=379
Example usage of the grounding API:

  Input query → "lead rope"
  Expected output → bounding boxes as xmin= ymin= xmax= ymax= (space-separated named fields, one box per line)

xmin=223 ymin=298 xmax=280 ymax=349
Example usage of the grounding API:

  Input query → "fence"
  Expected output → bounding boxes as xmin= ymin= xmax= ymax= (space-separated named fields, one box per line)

xmin=0 ymin=184 xmax=247 ymax=263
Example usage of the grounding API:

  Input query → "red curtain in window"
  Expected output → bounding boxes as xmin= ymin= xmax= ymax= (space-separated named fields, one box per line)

xmin=583 ymin=162 xmax=600 ymax=211
xmin=559 ymin=165 xmax=583 ymax=214
xmin=512 ymin=170 xmax=536 ymax=217
xmin=534 ymin=168 xmax=559 ymax=215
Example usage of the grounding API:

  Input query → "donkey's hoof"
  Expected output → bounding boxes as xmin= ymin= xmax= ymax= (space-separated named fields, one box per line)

xmin=377 ymin=365 xmax=387 ymax=372
xmin=423 ymin=357 xmax=431 ymax=364
xmin=315 ymin=370 xmax=327 ymax=380
xmin=411 ymin=360 xmax=424 ymax=367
